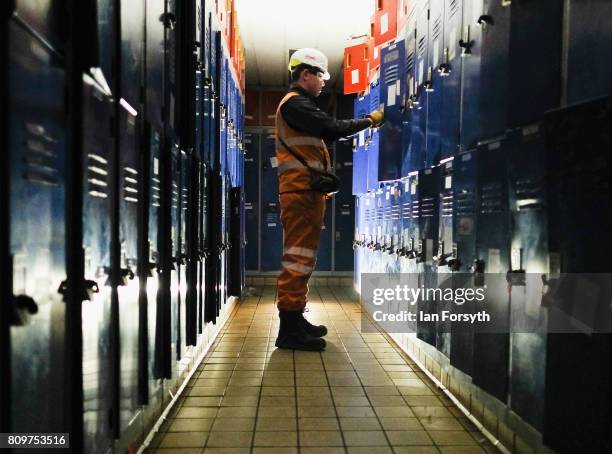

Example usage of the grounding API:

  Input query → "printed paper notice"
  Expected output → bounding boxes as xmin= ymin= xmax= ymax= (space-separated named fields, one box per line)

xmin=418 ymin=60 xmax=424 ymax=85
xmin=387 ymin=84 xmax=396 ymax=106
xmin=359 ymin=130 xmax=365 ymax=146
xmin=351 ymin=69 xmax=360 ymax=85
xmin=381 ymin=13 xmax=389 ymax=35
xmin=270 ymin=157 xmax=278 ymax=168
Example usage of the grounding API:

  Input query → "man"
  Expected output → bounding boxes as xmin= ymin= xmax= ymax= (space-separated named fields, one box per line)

xmin=275 ymin=48 xmax=384 ymax=351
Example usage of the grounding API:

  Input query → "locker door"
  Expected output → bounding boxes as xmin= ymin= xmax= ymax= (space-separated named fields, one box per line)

xmin=435 ymin=159 xmax=454 ymax=358
xmin=144 ymin=0 xmax=165 ymax=412
xmin=315 ymin=200 xmax=332 ymax=272
xmin=169 ymin=144 xmax=181 ymax=369
xmin=458 ymin=0 xmax=483 ymax=150
xmin=116 ymin=0 xmax=145 ymax=441
xmin=449 ymin=149 xmax=478 ymax=376
xmin=366 ymin=83 xmax=381 ymax=191
xmin=334 ymin=141 xmax=356 ymax=272
xmin=145 ymin=129 xmax=162 ymax=394
xmin=471 ymin=140 xmax=511 ymax=403
xmin=424 ymin=0 xmax=445 ymax=164
xmin=244 ymin=132 xmax=260 ymax=271
xmin=401 ymin=12 xmax=418 ymax=175
xmin=8 ymin=20 xmax=67 ymax=434
xmin=564 ymin=1 xmax=612 ymax=105
xmin=416 ymin=166 xmax=440 ymax=347
xmin=379 ymin=39 xmax=406 ymax=182
xmin=409 ymin=2 xmax=430 ymax=166
xmin=506 ymin=127 xmax=549 ymax=430
xmin=261 ymin=134 xmax=282 ymax=271
xmin=82 ymin=75 xmax=114 ymax=454
xmin=229 ymin=187 xmax=244 ymax=296
xmin=352 ymin=93 xmax=370 ymax=195
xmin=439 ymin=0 xmax=463 ymax=158
xmin=542 ymin=97 xmax=612 ymax=452
xmin=178 ymin=151 xmax=189 ymax=355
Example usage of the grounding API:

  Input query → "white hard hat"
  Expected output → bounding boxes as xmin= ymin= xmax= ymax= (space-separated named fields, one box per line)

xmin=288 ymin=48 xmax=330 ymax=80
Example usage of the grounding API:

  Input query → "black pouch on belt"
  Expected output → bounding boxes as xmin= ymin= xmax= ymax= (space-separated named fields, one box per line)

xmin=278 ymin=136 xmax=341 ymax=195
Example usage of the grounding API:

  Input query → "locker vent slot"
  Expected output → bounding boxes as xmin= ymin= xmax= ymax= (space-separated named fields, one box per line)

xmin=182 ymin=187 xmax=189 ymax=211
xmin=455 ymin=189 xmax=475 ymax=216
xmin=432 ymin=16 xmax=442 ymax=40
xmin=480 ymin=183 xmax=503 ymax=214
xmin=23 ymin=127 xmax=60 ymax=186
xmin=411 ymin=200 xmax=420 ymax=218
xmin=406 ymin=48 xmax=415 ymax=73
xmin=402 ymin=202 xmax=412 ymax=219
xmin=383 ymin=64 xmax=399 ymax=85
xmin=87 ymin=153 xmax=110 ymax=198
xmin=172 ymin=182 xmax=179 ymax=209
xmin=418 ymin=36 xmax=426 ymax=57
xmin=448 ymin=0 xmax=459 ymax=19
xmin=420 ymin=197 xmax=435 ymax=217
xmin=391 ymin=204 xmax=401 ymax=220
xmin=123 ymin=167 xmax=139 ymax=203
xmin=151 ymin=176 xmax=161 ymax=207
xmin=441 ymin=190 xmax=454 ymax=217
xmin=514 ymin=177 xmax=545 ymax=211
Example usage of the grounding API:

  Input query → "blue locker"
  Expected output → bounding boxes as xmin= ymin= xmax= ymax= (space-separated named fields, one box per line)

xmin=315 ymin=202 xmax=332 ymax=272
xmin=542 ymin=96 xmax=612 ymax=452
xmin=458 ymin=0 xmax=483 ymax=151
xmin=448 ymin=149 xmax=478 ymax=377
xmin=471 ymin=138 xmax=511 ymax=403
xmin=400 ymin=12 xmax=419 ymax=175
xmin=438 ymin=0 xmax=463 ymax=159
xmin=8 ymin=20 xmax=67 ymax=435
xmin=424 ymin=0 xmax=445 ymax=164
xmin=260 ymin=134 xmax=283 ymax=271
xmin=377 ymin=39 xmax=407 ymax=183
xmin=478 ymin=0 xmax=563 ymax=140
xmin=244 ymin=132 xmax=260 ymax=271
xmin=366 ymin=82 xmax=381 ymax=190
xmin=408 ymin=2 xmax=431 ymax=167
xmin=434 ymin=158 xmax=454 ymax=358
xmin=117 ymin=0 xmax=145 ymax=440
xmin=415 ymin=166 xmax=440 ymax=347
xmin=506 ymin=126 xmax=549 ymax=431
xmin=352 ymin=93 xmax=370 ymax=195
xmin=81 ymin=74 xmax=115 ymax=454
xmin=564 ymin=1 xmax=612 ymax=105
xmin=334 ymin=141 xmax=356 ymax=271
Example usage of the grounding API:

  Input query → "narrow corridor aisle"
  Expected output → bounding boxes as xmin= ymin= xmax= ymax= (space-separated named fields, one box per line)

xmin=146 ymin=286 xmax=499 ymax=453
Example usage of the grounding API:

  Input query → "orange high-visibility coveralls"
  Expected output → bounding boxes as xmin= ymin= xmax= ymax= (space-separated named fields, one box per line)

xmin=275 ymin=92 xmax=332 ymax=311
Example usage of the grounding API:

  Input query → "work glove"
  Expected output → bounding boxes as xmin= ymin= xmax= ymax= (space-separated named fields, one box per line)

xmin=367 ymin=110 xmax=384 ymax=127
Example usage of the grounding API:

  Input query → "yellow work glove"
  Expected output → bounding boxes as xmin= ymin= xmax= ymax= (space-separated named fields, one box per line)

xmin=367 ymin=110 xmax=384 ymax=127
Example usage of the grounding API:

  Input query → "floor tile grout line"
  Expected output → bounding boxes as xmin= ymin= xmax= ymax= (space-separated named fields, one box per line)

xmin=328 ymin=285 xmax=396 ymax=453
xmin=248 ymin=288 xmax=267 ymax=454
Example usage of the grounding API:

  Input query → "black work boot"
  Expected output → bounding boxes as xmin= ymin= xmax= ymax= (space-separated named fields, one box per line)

xmin=275 ymin=310 xmax=326 ymax=351
xmin=298 ymin=308 xmax=328 ymax=338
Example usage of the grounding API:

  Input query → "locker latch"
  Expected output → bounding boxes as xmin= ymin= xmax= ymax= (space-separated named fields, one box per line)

xmin=161 ymin=12 xmax=177 ymax=30
xmin=459 ymin=26 xmax=473 ymax=57
xmin=438 ymin=48 xmax=451 ymax=76
xmin=477 ymin=15 xmax=494 ymax=26
xmin=10 ymin=294 xmax=38 ymax=327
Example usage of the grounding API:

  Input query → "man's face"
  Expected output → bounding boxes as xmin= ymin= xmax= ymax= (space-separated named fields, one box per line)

xmin=302 ymin=70 xmax=326 ymax=97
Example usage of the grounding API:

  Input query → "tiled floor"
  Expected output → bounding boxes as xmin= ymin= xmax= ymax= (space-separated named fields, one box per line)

xmin=146 ymin=286 xmax=499 ymax=454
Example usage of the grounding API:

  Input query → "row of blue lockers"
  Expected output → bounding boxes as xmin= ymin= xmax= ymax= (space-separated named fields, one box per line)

xmin=354 ymin=93 xmax=612 ymax=451
xmin=1 ymin=1 xmax=246 ymax=453
xmin=352 ymin=0 xmax=612 ymax=194
xmin=243 ymin=132 xmax=355 ymax=273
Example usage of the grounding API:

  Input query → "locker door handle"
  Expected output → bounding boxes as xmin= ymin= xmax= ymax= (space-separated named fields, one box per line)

xmin=477 ymin=15 xmax=494 ymax=26
xmin=161 ymin=12 xmax=177 ymax=29
xmin=57 ymin=279 xmax=100 ymax=300
xmin=10 ymin=294 xmax=39 ymax=327
xmin=119 ymin=268 xmax=135 ymax=285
